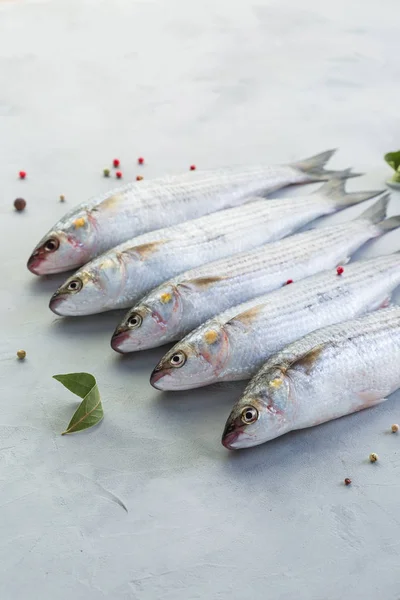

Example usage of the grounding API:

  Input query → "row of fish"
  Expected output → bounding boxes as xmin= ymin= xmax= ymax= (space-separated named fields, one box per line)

xmin=27 ymin=150 xmax=400 ymax=449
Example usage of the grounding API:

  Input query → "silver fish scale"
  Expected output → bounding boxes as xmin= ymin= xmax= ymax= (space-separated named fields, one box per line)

xmin=60 ymin=191 xmax=345 ymax=316
xmin=174 ymin=218 xmax=377 ymax=285
xmin=122 ymin=217 xmax=385 ymax=351
xmin=220 ymin=253 xmax=400 ymax=378
xmin=251 ymin=307 xmax=400 ymax=431
xmin=154 ymin=254 xmax=400 ymax=391
xmin=70 ymin=165 xmax=304 ymax=220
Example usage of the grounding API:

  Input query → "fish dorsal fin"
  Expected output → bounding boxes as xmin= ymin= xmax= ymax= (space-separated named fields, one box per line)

xmin=226 ymin=304 xmax=264 ymax=327
xmin=178 ymin=276 xmax=225 ymax=291
xmin=120 ymin=240 xmax=167 ymax=260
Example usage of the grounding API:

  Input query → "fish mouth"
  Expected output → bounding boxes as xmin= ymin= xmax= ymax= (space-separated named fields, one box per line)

xmin=49 ymin=294 xmax=65 ymax=315
xmin=111 ymin=329 xmax=131 ymax=354
xmin=27 ymin=252 xmax=45 ymax=275
xmin=221 ymin=418 xmax=245 ymax=450
xmin=221 ymin=429 xmax=243 ymax=450
xmin=150 ymin=367 xmax=170 ymax=389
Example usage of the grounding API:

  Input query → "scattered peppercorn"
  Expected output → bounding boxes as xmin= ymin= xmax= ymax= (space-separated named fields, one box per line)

xmin=344 ymin=478 xmax=351 ymax=486
xmin=59 ymin=194 xmax=65 ymax=202
xmin=369 ymin=452 xmax=378 ymax=463
xmin=337 ymin=266 xmax=344 ymax=275
xmin=116 ymin=171 xmax=122 ymax=179
xmin=190 ymin=165 xmax=196 ymax=171
xmin=14 ymin=198 xmax=26 ymax=212
xmin=113 ymin=159 xmax=120 ymax=168
xmin=138 ymin=157 xmax=144 ymax=165
xmin=19 ymin=170 xmax=26 ymax=179
xmin=286 ymin=279 xmax=293 ymax=285
xmin=136 ymin=175 xmax=144 ymax=181
xmin=103 ymin=168 xmax=110 ymax=177
xmin=17 ymin=349 xmax=26 ymax=360
xmin=392 ymin=424 xmax=399 ymax=433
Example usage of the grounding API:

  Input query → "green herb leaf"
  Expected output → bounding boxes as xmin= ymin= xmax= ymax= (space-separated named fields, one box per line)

xmin=384 ymin=151 xmax=400 ymax=173
xmin=53 ymin=372 xmax=104 ymax=435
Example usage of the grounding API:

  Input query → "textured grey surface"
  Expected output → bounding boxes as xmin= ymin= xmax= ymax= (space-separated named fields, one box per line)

xmin=1 ymin=0 xmax=400 ymax=598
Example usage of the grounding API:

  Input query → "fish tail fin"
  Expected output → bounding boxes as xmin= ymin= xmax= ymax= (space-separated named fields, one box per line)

xmin=315 ymin=174 xmax=385 ymax=208
xmin=378 ymin=215 xmax=400 ymax=233
xmin=357 ymin=193 xmax=390 ymax=224
xmin=291 ymin=149 xmax=363 ymax=182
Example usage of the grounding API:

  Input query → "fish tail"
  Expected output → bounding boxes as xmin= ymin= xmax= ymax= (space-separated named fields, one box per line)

xmin=357 ymin=193 xmax=390 ymax=224
xmin=315 ymin=174 xmax=385 ymax=208
xmin=291 ymin=149 xmax=363 ymax=181
xmin=378 ymin=215 xmax=400 ymax=233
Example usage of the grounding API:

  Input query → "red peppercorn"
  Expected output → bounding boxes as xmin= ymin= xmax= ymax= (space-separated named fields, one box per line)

xmin=116 ymin=171 xmax=122 ymax=179
xmin=14 ymin=198 xmax=26 ymax=211
xmin=344 ymin=478 xmax=351 ymax=486
xmin=113 ymin=159 xmax=120 ymax=168
xmin=190 ymin=165 xmax=196 ymax=171
xmin=19 ymin=171 xmax=26 ymax=179
xmin=286 ymin=279 xmax=293 ymax=285
xmin=337 ymin=266 xmax=344 ymax=276
xmin=138 ymin=157 xmax=144 ymax=165
xmin=136 ymin=175 xmax=144 ymax=181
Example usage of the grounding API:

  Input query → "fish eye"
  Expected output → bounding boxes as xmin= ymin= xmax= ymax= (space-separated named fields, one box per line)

xmin=128 ymin=313 xmax=142 ymax=329
xmin=241 ymin=406 xmax=259 ymax=425
xmin=169 ymin=351 xmax=186 ymax=368
xmin=44 ymin=238 xmax=59 ymax=252
xmin=67 ymin=278 xmax=82 ymax=293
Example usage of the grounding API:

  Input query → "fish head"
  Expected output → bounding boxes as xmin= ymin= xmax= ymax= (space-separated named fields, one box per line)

xmin=49 ymin=267 xmax=105 ymax=316
xmin=111 ymin=283 xmax=184 ymax=353
xmin=27 ymin=212 xmax=96 ymax=275
xmin=150 ymin=321 xmax=230 ymax=390
xmin=222 ymin=367 xmax=292 ymax=450
xmin=48 ymin=255 xmax=126 ymax=316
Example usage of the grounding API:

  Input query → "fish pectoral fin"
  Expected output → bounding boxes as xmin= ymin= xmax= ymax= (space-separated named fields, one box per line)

xmin=226 ymin=305 xmax=264 ymax=328
xmin=92 ymin=194 xmax=124 ymax=212
xmin=355 ymin=390 xmax=386 ymax=410
xmin=367 ymin=295 xmax=393 ymax=312
xmin=282 ymin=344 xmax=327 ymax=376
xmin=178 ymin=276 xmax=225 ymax=292
xmin=121 ymin=240 xmax=167 ymax=260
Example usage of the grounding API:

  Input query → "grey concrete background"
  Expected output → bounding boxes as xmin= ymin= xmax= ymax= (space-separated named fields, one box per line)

xmin=1 ymin=0 xmax=400 ymax=598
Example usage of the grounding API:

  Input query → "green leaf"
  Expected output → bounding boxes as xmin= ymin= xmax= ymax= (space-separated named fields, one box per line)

xmin=53 ymin=372 xmax=104 ymax=435
xmin=384 ymin=151 xmax=400 ymax=172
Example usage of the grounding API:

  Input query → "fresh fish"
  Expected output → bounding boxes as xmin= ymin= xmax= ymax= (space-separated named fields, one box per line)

xmin=222 ymin=306 xmax=400 ymax=449
xmin=151 ymin=253 xmax=400 ymax=390
xmin=27 ymin=149 xmax=353 ymax=275
xmin=111 ymin=195 xmax=399 ymax=354
xmin=48 ymin=176 xmax=379 ymax=316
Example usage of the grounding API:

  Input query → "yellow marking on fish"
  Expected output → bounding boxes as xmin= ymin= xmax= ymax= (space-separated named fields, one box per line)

xmin=269 ymin=378 xmax=283 ymax=389
xmin=160 ymin=292 xmax=172 ymax=304
xmin=73 ymin=217 xmax=86 ymax=228
xmin=204 ymin=330 xmax=219 ymax=344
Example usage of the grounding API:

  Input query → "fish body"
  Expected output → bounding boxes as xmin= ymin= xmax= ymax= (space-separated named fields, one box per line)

xmin=222 ymin=306 xmax=400 ymax=449
xmin=111 ymin=196 xmax=398 ymax=353
xmin=151 ymin=253 xmax=400 ymax=390
xmin=27 ymin=150 xmax=352 ymax=275
xmin=49 ymin=177 xmax=379 ymax=316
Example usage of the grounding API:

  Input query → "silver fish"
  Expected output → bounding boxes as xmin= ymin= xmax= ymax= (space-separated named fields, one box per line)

xmin=151 ymin=253 xmax=400 ymax=390
xmin=222 ymin=306 xmax=400 ymax=450
xmin=48 ymin=176 xmax=379 ymax=316
xmin=27 ymin=149 xmax=352 ymax=275
xmin=111 ymin=195 xmax=399 ymax=353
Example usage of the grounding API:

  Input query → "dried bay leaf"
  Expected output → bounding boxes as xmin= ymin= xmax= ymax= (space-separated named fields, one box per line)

xmin=53 ymin=372 xmax=104 ymax=435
